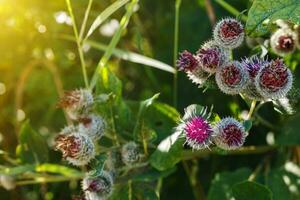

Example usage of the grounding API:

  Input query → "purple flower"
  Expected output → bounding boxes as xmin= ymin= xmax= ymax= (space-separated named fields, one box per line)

xmin=176 ymin=50 xmax=199 ymax=72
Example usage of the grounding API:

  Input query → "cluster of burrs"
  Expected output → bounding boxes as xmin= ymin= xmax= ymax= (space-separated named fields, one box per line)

xmin=175 ymin=105 xmax=247 ymax=151
xmin=54 ymin=89 xmax=141 ymax=200
xmin=177 ymin=18 xmax=293 ymax=101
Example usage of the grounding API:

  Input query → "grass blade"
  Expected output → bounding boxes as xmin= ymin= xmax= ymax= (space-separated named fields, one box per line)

xmin=84 ymin=0 xmax=130 ymax=41
xmin=90 ymin=0 xmax=138 ymax=90
xmin=61 ymin=35 xmax=175 ymax=74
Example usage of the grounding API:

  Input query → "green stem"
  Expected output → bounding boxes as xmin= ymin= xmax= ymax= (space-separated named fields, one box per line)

xmin=214 ymin=0 xmax=247 ymax=22
xmin=247 ymin=100 xmax=257 ymax=120
xmin=79 ymin=0 xmax=93 ymax=41
xmin=109 ymin=101 xmax=120 ymax=146
xmin=173 ymin=0 xmax=181 ymax=108
xmin=182 ymin=145 xmax=277 ymax=160
xmin=65 ymin=0 xmax=89 ymax=88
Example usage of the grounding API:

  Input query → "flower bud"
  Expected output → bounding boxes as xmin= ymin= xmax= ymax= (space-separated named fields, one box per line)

xmin=78 ymin=114 xmax=106 ymax=140
xmin=82 ymin=171 xmax=114 ymax=200
xmin=213 ymin=117 xmax=247 ymax=150
xmin=55 ymin=127 xmax=95 ymax=166
xmin=240 ymin=56 xmax=269 ymax=100
xmin=255 ymin=59 xmax=293 ymax=99
xmin=58 ymin=89 xmax=94 ymax=120
xmin=216 ymin=61 xmax=249 ymax=95
xmin=270 ymin=28 xmax=298 ymax=56
xmin=176 ymin=50 xmax=199 ymax=72
xmin=121 ymin=142 xmax=140 ymax=165
xmin=213 ymin=18 xmax=244 ymax=49
xmin=196 ymin=40 xmax=229 ymax=73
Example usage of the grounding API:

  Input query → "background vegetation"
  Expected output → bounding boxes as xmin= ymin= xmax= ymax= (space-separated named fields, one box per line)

xmin=0 ymin=0 xmax=300 ymax=199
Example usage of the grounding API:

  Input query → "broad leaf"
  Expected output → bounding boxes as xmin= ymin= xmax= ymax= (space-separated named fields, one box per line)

xmin=16 ymin=121 xmax=49 ymax=164
xmin=246 ymin=0 xmax=300 ymax=36
xmin=232 ymin=181 xmax=273 ymax=200
xmin=207 ymin=168 xmax=252 ymax=200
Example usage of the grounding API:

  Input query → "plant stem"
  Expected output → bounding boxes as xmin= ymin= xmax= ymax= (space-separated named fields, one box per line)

xmin=181 ymin=145 xmax=277 ymax=160
xmin=65 ymin=0 xmax=89 ymax=88
xmin=214 ymin=0 xmax=247 ymax=22
xmin=247 ymin=100 xmax=257 ymax=120
xmin=109 ymin=101 xmax=120 ymax=146
xmin=16 ymin=175 xmax=83 ymax=186
xmin=173 ymin=0 xmax=181 ymax=108
xmin=79 ymin=0 xmax=93 ymax=41
xmin=204 ymin=0 xmax=216 ymax=26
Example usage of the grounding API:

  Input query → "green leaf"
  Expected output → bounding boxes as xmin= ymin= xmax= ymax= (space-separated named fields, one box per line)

xmin=149 ymin=132 xmax=184 ymax=171
xmin=276 ymin=113 xmax=300 ymax=145
xmin=232 ymin=181 xmax=273 ymax=200
xmin=144 ymin=102 xmax=180 ymax=142
xmin=207 ymin=168 xmax=252 ymax=200
xmin=35 ymin=164 xmax=83 ymax=178
xmin=90 ymin=0 xmax=139 ymax=89
xmin=266 ymin=163 xmax=300 ymax=200
xmin=0 ymin=164 xmax=35 ymax=176
xmin=96 ymin=67 xmax=122 ymax=98
xmin=132 ymin=167 xmax=177 ymax=182
xmin=16 ymin=120 xmax=49 ymax=164
xmin=133 ymin=93 xmax=160 ymax=140
xmin=84 ymin=0 xmax=130 ymax=40
xmin=62 ymin=35 xmax=175 ymax=74
xmin=246 ymin=0 xmax=300 ymax=36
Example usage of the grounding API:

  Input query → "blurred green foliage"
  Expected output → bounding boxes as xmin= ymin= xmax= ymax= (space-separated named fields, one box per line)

xmin=0 ymin=0 xmax=300 ymax=199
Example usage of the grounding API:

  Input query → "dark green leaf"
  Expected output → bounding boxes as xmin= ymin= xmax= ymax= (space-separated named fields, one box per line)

xmin=132 ymin=167 xmax=177 ymax=182
xmin=232 ymin=181 xmax=272 ymax=200
xmin=207 ymin=168 xmax=252 ymax=200
xmin=149 ymin=132 xmax=184 ymax=171
xmin=246 ymin=0 xmax=300 ymax=36
xmin=16 ymin=120 xmax=49 ymax=164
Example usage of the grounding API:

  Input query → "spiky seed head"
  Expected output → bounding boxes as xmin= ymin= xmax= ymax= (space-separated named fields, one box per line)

xmin=270 ymin=28 xmax=298 ymax=56
xmin=255 ymin=59 xmax=293 ymax=100
xmin=213 ymin=117 xmax=247 ymax=150
xmin=176 ymin=50 xmax=199 ymax=72
xmin=216 ymin=61 xmax=249 ymax=95
xmin=121 ymin=142 xmax=139 ymax=165
xmin=58 ymin=89 xmax=94 ymax=120
xmin=82 ymin=171 xmax=114 ymax=200
xmin=54 ymin=128 xmax=95 ymax=166
xmin=240 ymin=56 xmax=269 ymax=100
xmin=213 ymin=18 xmax=244 ymax=49
xmin=195 ymin=40 xmax=230 ymax=73
xmin=78 ymin=114 xmax=106 ymax=140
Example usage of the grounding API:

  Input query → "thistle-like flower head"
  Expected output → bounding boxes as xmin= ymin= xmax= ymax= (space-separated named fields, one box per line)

xmin=175 ymin=105 xmax=213 ymax=150
xmin=55 ymin=126 xmax=95 ymax=166
xmin=196 ymin=40 xmax=230 ymax=73
xmin=213 ymin=18 xmax=244 ymax=49
xmin=213 ymin=117 xmax=247 ymax=150
xmin=121 ymin=142 xmax=139 ymax=165
xmin=82 ymin=171 xmax=113 ymax=200
xmin=240 ymin=56 xmax=269 ymax=100
xmin=216 ymin=61 xmax=249 ymax=95
xmin=78 ymin=114 xmax=106 ymax=140
xmin=270 ymin=28 xmax=298 ymax=56
xmin=176 ymin=50 xmax=199 ymax=72
xmin=255 ymin=59 xmax=293 ymax=99
xmin=58 ymin=89 xmax=94 ymax=120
